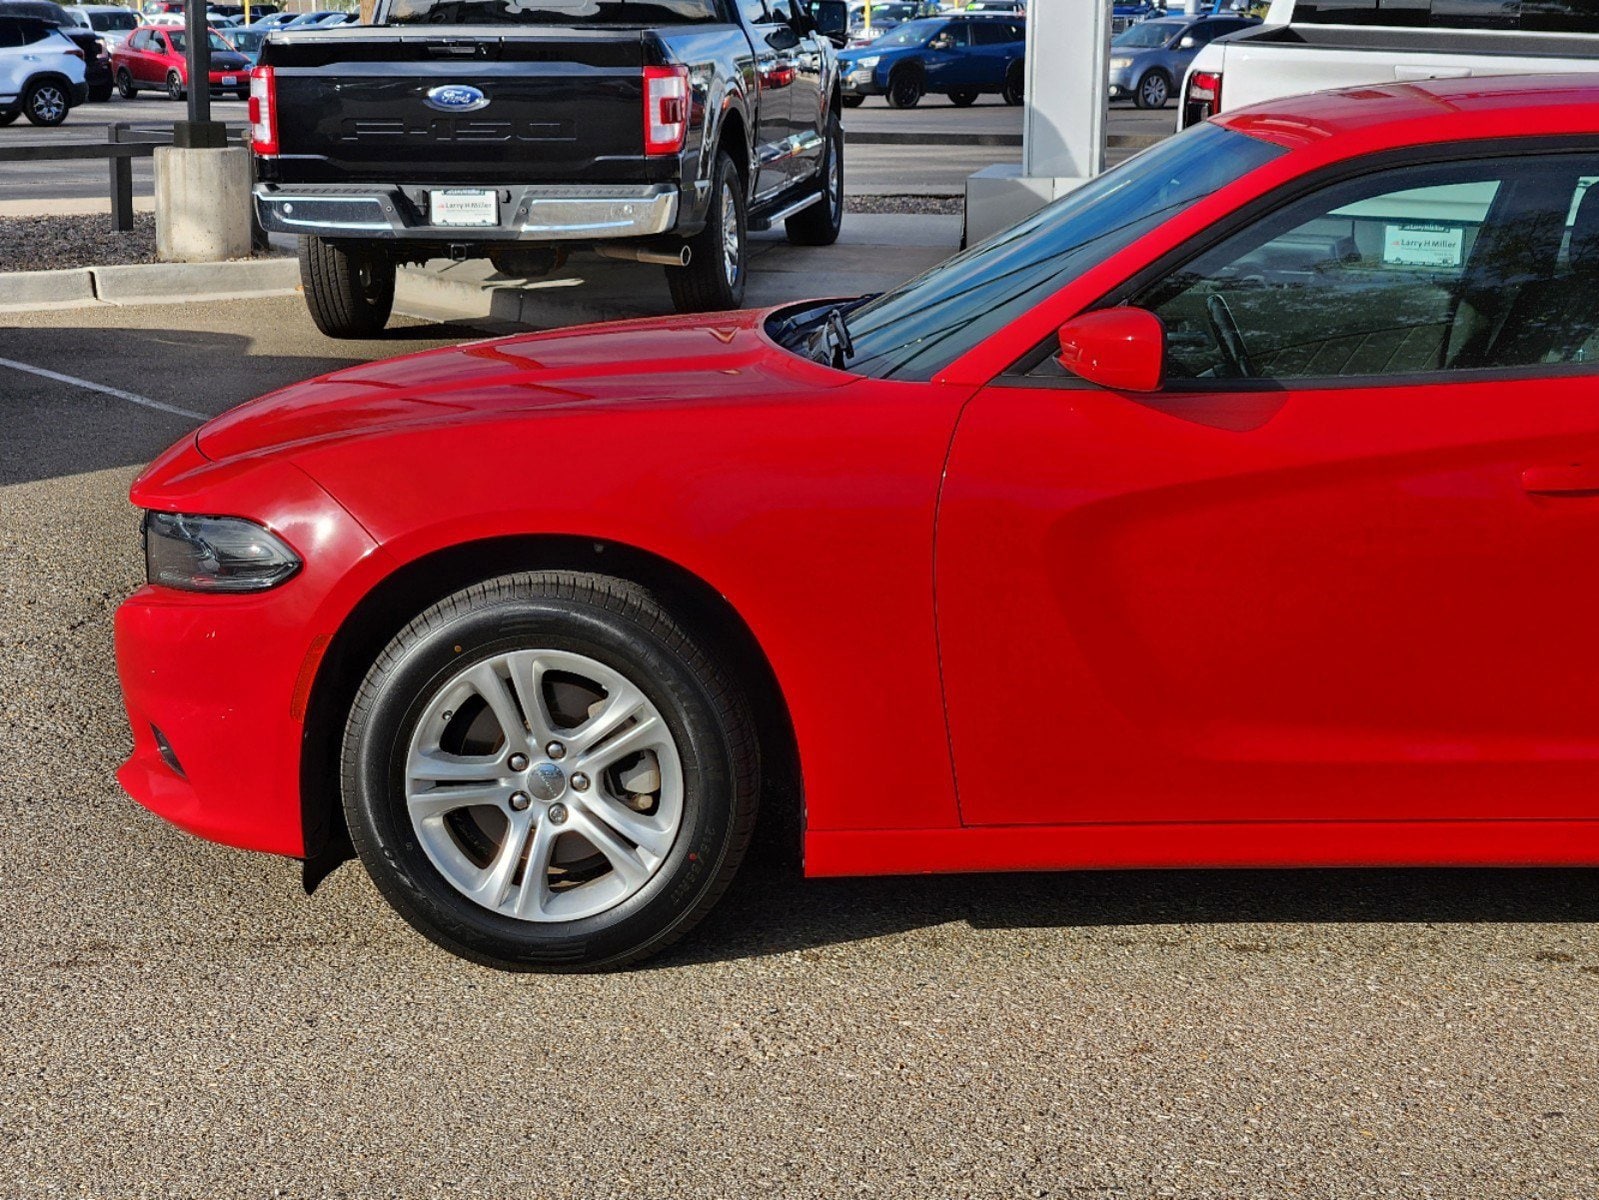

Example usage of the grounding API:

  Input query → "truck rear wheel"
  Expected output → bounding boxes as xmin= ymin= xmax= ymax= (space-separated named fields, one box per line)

xmin=667 ymin=149 xmax=746 ymax=313
xmin=299 ymin=236 xmax=396 ymax=339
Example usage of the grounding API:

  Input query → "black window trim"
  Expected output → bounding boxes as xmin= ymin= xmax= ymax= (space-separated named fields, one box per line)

xmin=1000 ymin=133 xmax=1599 ymax=392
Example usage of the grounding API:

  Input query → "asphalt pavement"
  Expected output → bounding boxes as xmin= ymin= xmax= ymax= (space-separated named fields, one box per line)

xmin=2 ymin=293 xmax=1599 ymax=1197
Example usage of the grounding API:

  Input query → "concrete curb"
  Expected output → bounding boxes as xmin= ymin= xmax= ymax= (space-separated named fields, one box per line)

xmin=0 ymin=256 xmax=299 ymax=312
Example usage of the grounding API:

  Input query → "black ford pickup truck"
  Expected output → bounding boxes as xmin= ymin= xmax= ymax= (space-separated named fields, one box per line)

xmin=250 ymin=0 xmax=848 ymax=337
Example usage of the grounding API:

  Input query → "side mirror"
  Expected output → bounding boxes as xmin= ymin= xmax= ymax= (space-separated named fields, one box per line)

xmin=1178 ymin=35 xmax=1197 ymax=48
xmin=1055 ymin=307 xmax=1166 ymax=392
xmin=812 ymin=0 xmax=849 ymax=37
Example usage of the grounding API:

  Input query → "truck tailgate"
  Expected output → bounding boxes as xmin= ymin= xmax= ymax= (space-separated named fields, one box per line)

xmin=264 ymin=29 xmax=653 ymax=184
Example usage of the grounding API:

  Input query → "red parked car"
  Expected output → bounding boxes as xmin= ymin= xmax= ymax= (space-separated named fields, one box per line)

xmin=112 ymin=24 xmax=250 ymax=100
xmin=118 ymin=74 xmax=1599 ymax=970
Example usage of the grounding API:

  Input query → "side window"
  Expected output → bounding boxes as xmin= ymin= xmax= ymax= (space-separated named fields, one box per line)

xmin=127 ymin=28 xmax=148 ymax=49
xmin=766 ymin=0 xmax=794 ymax=22
xmin=1120 ymin=153 xmax=1599 ymax=382
xmin=971 ymin=20 xmax=1013 ymax=43
xmin=0 ymin=18 xmax=22 ymax=48
xmin=734 ymin=0 xmax=766 ymax=15
xmin=927 ymin=20 xmax=968 ymax=48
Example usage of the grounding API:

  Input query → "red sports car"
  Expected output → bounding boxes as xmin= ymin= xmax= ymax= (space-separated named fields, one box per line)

xmin=118 ymin=75 xmax=1599 ymax=970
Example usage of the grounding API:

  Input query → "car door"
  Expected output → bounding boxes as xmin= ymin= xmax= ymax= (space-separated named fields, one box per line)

xmin=920 ymin=19 xmax=971 ymax=89
xmin=781 ymin=0 xmax=827 ymax=187
xmin=968 ymin=17 xmax=1021 ymax=84
xmin=736 ymin=0 xmax=798 ymax=199
xmin=0 ymin=18 xmax=25 ymax=100
xmin=937 ymin=147 xmax=1599 ymax=828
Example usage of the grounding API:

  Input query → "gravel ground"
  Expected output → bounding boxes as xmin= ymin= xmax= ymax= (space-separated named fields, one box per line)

xmin=1 ymin=298 xmax=1598 ymax=1199
xmin=0 ymin=213 xmax=161 ymax=272
xmin=848 ymin=194 xmax=966 ymax=215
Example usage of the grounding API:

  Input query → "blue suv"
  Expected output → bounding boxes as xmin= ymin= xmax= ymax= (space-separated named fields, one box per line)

xmin=838 ymin=13 xmax=1026 ymax=108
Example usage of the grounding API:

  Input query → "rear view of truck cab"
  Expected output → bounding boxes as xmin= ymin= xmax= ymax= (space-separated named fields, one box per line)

xmin=250 ymin=0 xmax=848 ymax=337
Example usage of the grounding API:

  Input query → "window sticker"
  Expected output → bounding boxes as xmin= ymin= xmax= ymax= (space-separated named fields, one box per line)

xmin=1382 ymin=224 xmax=1464 ymax=268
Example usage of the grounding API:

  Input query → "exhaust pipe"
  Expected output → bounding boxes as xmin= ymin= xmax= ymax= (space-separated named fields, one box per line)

xmin=596 ymin=243 xmax=691 ymax=268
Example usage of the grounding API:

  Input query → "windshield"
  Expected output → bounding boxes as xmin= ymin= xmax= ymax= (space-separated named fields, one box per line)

xmin=832 ymin=124 xmax=1285 ymax=380
xmin=868 ymin=16 xmax=939 ymax=44
xmin=382 ymin=0 xmax=721 ymax=23
xmin=90 ymin=9 xmax=138 ymax=28
xmin=856 ymin=1 xmax=914 ymax=22
xmin=168 ymin=29 xmax=232 ymax=49
xmin=1112 ymin=20 xmax=1175 ymax=47
xmin=229 ymin=26 xmax=262 ymax=46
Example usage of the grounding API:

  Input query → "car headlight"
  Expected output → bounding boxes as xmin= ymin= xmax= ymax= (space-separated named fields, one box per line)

xmin=1109 ymin=56 xmax=1132 ymax=69
xmin=143 ymin=511 xmax=301 ymax=593
xmin=856 ymin=55 xmax=880 ymax=69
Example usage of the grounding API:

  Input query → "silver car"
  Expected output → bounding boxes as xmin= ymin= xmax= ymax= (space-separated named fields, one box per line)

xmin=1107 ymin=13 xmax=1257 ymax=109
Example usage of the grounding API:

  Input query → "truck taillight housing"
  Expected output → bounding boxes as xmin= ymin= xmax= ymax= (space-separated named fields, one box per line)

xmin=249 ymin=66 xmax=278 ymax=157
xmin=1183 ymin=70 xmax=1222 ymax=127
xmin=643 ymin=64 xmax=689 ymax=156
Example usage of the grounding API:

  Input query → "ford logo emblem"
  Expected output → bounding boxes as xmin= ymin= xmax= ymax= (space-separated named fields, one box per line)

xmin=424 ymin=84 xmax=489 ymax=113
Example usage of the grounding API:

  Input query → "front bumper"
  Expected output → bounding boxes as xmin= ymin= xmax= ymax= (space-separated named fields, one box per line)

xmin=1107 ymin=65 xmax=1136 ymax=99
xmin=841 ymin=66 xmax=882 ymax=97
xmin=254 ymin=182 xmax=680 ymax=242
xmin=116 ymin=443 xmax=380 ymax=859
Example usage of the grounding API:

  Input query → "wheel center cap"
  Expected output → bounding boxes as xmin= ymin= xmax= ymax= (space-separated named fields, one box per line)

xmin=526 ymin=760 xmax=567 ymax=802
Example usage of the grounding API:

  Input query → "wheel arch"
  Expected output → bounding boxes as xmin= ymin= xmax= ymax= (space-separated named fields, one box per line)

xmin=298 ymin=534 xmax=802 ymax=884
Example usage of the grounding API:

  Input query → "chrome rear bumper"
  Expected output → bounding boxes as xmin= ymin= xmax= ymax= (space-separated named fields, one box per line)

xmin=253 ymin=182 xmax=680 ymax=241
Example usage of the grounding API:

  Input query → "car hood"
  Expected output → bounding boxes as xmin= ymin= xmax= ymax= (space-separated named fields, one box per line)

xmin=194 ymin=307 xmax=848 ymax=462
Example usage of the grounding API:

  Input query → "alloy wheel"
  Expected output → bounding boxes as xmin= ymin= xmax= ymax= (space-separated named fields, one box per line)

xmin=720 ymin=179 xmax=741 ymax=287
xmin=28 ymin=84 xmax=65 ymax=125
xmin=403 ymin=648 xmax=685 ymax=923
xmin=1139 ymin=72 xmax=1169 ymax=109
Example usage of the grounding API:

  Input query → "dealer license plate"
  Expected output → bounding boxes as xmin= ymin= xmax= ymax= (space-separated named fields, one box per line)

xmin=430 ymin=189 xmax=499 ymax=228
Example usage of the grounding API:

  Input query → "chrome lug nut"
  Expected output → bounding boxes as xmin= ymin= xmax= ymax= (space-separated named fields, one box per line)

xmin=508 ymin=753 xmax=529 ymax=771
xmin=509 ymin=791 xmax=532 ymax=811
xmin=545 ymin=741 xmax=566 ymax=760
xmin=570 ymin=772 xmax=590 ymax=792
xmin=547 ymin=802 xmax=569 ymax=825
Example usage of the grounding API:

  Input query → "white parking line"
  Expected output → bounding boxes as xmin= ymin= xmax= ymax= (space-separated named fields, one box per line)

xmin=0 ymin=356 xmax=207 ymax=422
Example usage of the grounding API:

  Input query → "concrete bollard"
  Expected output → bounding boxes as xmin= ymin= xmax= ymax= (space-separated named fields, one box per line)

xmin=154 ymin=145 xmax=255 ymax=263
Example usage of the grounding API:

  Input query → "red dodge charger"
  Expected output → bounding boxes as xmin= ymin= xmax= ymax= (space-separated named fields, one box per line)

xmin=118 ymin=75 xmax=1599 ymax=969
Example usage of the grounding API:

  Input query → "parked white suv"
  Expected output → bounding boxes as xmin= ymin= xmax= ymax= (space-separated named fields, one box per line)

xmin=61 ymin=4 xmax=139 ymax=50
xmin=0 ymin=13 xmax=85 ymax=125
xmin=1180 ymin=0 xmax=1599 ymax=127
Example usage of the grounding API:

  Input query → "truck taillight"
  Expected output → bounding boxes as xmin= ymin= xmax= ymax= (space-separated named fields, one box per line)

xmin=643 ymin=64 xmax=689 ymax=157
xmin=249 ymin=66 xmax=278 ymax=157
xmin=1183 ymin=70 xmax=1222 ymax=127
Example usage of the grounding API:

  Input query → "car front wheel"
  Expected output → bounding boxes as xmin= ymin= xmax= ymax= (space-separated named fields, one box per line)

xmin=1135 ymin=69 xmax=1171 ymax=110
xmin=886 ymin=64 xmax=924 ymax=108
xmin=23 ymin=80 xmax=69 ymax=126
xmin=340 ymin=571 xmax=760 ymax=971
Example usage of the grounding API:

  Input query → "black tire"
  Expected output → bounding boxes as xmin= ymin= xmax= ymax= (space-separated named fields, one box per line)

xmin=341 ymin=571 xmax=760 ymax=972
xmin=1002 ymin=62 xmax=1024 ymax=106
xmin=116 ymin=68 xmax=136 ymax=99
xmin=949 ymin=87 xmax=979 ymax=107
xmin=841 ymin=94 xmax=866 ymax=108
xmin=298 ymin=236 xmax=396 ymax=338
xmin=23 ymin=79 xmax=70 ymax=126
xmin=0 ymin=111 xmax=17 ymax=126
xmin=89 ymin=83 xmax=113 ymax=103
xmin=885 ymin=63 xmax=924 ymax=109
xmin=667 ymin=148 xmax=746 ymax=312
xmin=1134 ymin=69 xmax=1171 ymax=110
xmin=784 ymin=113 xmax=843 ymax=247
xmin=165 ymin=70 xmax=184 ymax=102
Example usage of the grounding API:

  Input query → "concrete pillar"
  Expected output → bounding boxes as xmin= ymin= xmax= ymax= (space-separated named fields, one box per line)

xmin=154 ymin=146 xmax=255 ymax=262
xmin=963 ymin=0 xmax=1111 ymax=245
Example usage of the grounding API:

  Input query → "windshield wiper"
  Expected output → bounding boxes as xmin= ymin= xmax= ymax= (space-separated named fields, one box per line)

xmin=799 ymin=294 xmax=876 ymax=368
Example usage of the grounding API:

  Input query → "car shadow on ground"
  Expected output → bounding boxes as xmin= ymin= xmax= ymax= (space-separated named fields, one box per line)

xmin=667 ymin=853 xmax=1599 ymax=967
